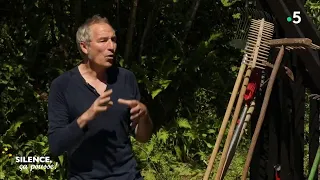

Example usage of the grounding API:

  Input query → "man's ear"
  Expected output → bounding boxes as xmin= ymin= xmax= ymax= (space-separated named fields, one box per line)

xmin=80 ymin=41 xmax=89 ymax=55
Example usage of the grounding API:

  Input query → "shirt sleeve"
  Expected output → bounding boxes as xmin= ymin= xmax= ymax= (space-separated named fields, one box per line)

xmin=47 ymin=77 xmax=86 ymax=156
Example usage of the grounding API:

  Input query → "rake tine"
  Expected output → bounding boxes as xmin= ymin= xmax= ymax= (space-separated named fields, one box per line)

xmin=309 ymin=94 xmax=316 ymax=98
xmin=309 ymin=94 xmax=320 ymax=100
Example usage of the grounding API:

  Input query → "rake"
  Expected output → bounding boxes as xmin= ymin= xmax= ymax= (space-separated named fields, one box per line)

xmin=214 ymin=18 xmax=274 ymax=180
xmin=203 ymin=17 xmax=274 ymax=180
xmin=203 ymin=6 xmax=276 ymax=179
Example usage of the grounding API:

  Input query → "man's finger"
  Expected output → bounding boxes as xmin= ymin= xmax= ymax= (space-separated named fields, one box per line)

xmin=100 ymin=89 xmax=113 ymax=98
xmin=107 ymin=101 xmax=113 ymax=106
xmin=130 ymin=113 xmax=140 ymax=120
xmin=96 ymin=103 xmax=112 ymax=112
xmin=130 ymin=105 xmax=140 ymax=114
xmin=118 ymin=98 xmax=138 ymax=108
xmin=99 ymin=99 xmax=113 ymax=107
xmin=96 ymin=106 xmax=108 ymax=112
xmin=99 ymin=97 xmax=111 ymax=104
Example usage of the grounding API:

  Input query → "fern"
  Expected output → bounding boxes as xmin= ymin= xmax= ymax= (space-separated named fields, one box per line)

xmin=2 ymin=121 xmax=23 ymax=138
xmin=157 ymin=129 xmax=169 ymax=144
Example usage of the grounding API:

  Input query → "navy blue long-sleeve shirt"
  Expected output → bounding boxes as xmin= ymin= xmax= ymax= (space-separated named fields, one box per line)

xmin=47 ymin=65 xmax=143 ymax=180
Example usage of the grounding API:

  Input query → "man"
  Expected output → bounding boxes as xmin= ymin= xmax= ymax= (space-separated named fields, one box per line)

xmin=47 ymin=15 xmax=153 ymax=180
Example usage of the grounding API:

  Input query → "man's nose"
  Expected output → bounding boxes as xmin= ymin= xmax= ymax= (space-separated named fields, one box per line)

xmin=106 ymin=39 xmax=115 ymax=51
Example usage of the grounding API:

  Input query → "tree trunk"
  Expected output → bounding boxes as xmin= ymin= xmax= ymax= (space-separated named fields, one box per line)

xmin=138 ymin=0 xmax=161 ymax=62
xmin=74 ymin=0 xmax=82 ymax=30
xmin=124 ymin=0 xmax=139 ymax=65
xmin=116 ymin=0 xmax=120 ymax=30
xmin=182 ymin=0 xmax=201 ymax=43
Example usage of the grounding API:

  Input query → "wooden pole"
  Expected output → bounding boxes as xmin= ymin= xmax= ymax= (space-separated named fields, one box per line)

xmin=241 ymin=45 xmax=285 ymax=179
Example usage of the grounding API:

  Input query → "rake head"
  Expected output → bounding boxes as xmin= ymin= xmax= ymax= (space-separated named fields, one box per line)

xmin=229 ymin=7 xmax=275 ymax=50
xmin=242 ymin=18 xmax=274 ymax=69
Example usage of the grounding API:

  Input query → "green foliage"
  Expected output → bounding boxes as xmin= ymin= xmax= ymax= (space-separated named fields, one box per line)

xmin=129 ymin=28 xmax=250 ymax=177
xmin=0 ymin=121 xmax=66 ymax=180
xmin=0 ymin=0 xmax=244 ymax=175
xmin=4 ymin=0 xmax=319 ymax=179
xmin=305 ymin=0 xmax=320 ymax=30
xmin=221 ymin=0 xmax=242 ymax=7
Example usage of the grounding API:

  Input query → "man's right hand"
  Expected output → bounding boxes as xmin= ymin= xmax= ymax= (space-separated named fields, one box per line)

xmin=77 ymin=89 xmax=113 ymax=128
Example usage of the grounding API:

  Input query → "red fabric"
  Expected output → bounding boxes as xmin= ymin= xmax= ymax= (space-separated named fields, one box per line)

xmin=244 ymin=69 xmax=261 ymax=104
xmin=275 ymin=171 xmax=280 ymax=180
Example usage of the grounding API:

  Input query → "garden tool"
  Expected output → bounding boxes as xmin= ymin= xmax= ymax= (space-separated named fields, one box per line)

xmin=220 ymin=69 xmax=261 ymax=179
xmin=237 ymin=72 xmax=268 ymax=147
xmin=237 ymin=70 xmax=268 ymax=149
xmin=274 ymin=165 xmax=281 ymax=180
xmin=203 ymin=53 xmax=247 ymax=180
xmin=308 ymin=147 xmax=320 ymax=180
xmin=213 ymin=18 xmax=274 ymax=180
xmin=241 ymin=38 xmax=320 ymax=180
xmin=229 ymin=4 xmax=274 ymax=50
xmin=203 ymin=17 xmax=274 ymax=180
xmin=308 ymin=93 xmax=320 ymax=180
xmin=203 ymin=5 xmax=276 ymax=178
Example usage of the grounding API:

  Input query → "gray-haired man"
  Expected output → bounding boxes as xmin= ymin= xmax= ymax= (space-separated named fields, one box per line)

xmin=47 ymin=15 xmax=153 ymax=180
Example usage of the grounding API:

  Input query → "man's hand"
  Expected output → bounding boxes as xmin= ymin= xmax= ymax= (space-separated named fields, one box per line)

xmin=118 ymin=98 xmax=152 ymax=142
xmin=77 ymin=89 xmax=113 ymax=128
xmin=88 ymin=89 xmax=113 ymax=118
xmin=118 ymin=98 xmax=148 ymax=125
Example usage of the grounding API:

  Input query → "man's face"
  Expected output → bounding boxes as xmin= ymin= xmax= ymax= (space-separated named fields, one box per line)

xmin=83 ymin=22 xmax=117 ymax=68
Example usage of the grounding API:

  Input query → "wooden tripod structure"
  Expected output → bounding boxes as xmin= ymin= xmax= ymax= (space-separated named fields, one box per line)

xmin=204 ymin=0 xmax=320 ymax=179
xmin=249 ymin=0 xmax=320 ymax=179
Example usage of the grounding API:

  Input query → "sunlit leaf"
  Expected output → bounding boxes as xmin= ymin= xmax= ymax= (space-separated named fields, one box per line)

xmin=174 ymin=145 xmax=182 ymax=160
xmin=221 ymin=0 xmax=240 ymax=7
xmin=207 ymin=129 xmax=215 ymax=134
xmin=159 ymin=79 xmax=172 ymax=89
xmin=232 ymin=13 xmax=241 ymax=19
xmin=183 ymin=131 xmax=196 ymax=140
xmin=205 ymin=141 xmax=213 ymax=148
xmin=0 ymin=172 xmax=4 ymax=179
xmin=157 ymin=129 xmax=169 ymax=144
xmin=151 ymin=89 xmax=162 ymax=99
xmin=4 ymin=121 xmax=23 ymax=138
xmin=176 ymin=118 xmax=191 ymax=129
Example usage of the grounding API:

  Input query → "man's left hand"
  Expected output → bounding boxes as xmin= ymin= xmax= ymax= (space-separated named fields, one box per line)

xmin=118 ymin=99 xmax=148 ymax=124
